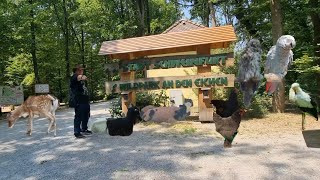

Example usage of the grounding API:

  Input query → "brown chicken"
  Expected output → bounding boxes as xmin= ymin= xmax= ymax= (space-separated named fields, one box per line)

xmin=213 ymin=109 xmax=245 ymax=148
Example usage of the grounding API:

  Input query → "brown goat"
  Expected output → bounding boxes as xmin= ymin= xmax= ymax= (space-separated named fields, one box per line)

xmin=7 ymin=94 xmax=59 ymax=136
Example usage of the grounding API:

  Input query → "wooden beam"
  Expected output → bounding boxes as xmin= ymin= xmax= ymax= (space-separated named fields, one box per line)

xmin=197 ymin=44 xmax=213 ymax=122
xmin=120 ymin=71 xmax=135 ymax=115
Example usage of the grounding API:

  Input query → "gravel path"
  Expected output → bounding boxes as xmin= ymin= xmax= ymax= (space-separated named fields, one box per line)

xmin=0 ymin=101 xmax=320 ymax=180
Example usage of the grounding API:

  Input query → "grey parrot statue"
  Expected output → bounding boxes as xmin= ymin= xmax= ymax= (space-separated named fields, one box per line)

xmin=264 ymin=35 xmax=296 ymax=95
xmin=237 ymin=39 xmax=263 ymax=107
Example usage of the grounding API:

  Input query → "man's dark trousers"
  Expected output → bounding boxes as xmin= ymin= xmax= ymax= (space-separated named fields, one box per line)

xmin=74 ymin=103 xmax=90 ymax=134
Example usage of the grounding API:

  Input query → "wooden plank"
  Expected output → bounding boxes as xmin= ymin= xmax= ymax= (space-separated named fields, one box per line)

xmin=105 ymin=74 xmax=235 ymax=94
xmin=120 ymin=72 xmax=135 ymax=115
xmin=225 ymin=52 xmax=234 ymax=67
xmin=197 ymin=44 xmax=213 ymax=122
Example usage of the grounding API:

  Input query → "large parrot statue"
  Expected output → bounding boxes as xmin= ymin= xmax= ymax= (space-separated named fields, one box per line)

xmin=264 ymin=35 xmax=296 ymax=95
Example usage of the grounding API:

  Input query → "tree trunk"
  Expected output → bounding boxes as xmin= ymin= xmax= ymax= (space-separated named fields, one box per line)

xmin=270 ymin=0 xmax=285 ymax=113
xmin=146 ymin=0 xmax=150 ymax=34
xmin=29 ymin=0 xmax=40 ymax=84
xmin=134 ymin=0 xmax=145 ymax=36
xmin=208 ymin=1 xmax=216 ymax=27
xmin=62 ymin=0 xmax=70 ymax=79
xmin=309 ymin=0 xmax=320 ymax=106
xmin=270 ymin=0 xmax=283 ymax=44
xmin=203 ymin=1 xmax=210 ymax=27
xmin=81 ymin=27 xmax=85 ymax=66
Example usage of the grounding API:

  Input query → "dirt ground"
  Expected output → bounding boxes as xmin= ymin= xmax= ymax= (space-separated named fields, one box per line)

xmin=1 ymin=102 xmax=320 ymax=180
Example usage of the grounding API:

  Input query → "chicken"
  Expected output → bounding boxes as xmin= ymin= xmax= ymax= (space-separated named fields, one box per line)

xmin=237 ymin=39 xmax=263 ymax=107
xmin=210 ymin=88 xmax=239 ymax=117
xmin=213 ymin=109 xmax=245 ymax=148
xmin=289 ymin=83 xmax=318 ymax=130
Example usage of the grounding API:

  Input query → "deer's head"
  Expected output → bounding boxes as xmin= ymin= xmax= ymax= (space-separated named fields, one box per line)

xmin=7 ymin=112 xmax=19 ymax=128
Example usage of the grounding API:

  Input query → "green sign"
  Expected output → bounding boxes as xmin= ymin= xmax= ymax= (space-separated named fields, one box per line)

xmin=106 ymin=74 xmax=235 ymax=93
xmin=120 ymin=54 xmax=229 ymax=72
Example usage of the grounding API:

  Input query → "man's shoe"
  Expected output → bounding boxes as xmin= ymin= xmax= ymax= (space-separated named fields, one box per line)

xmin=81 ymin=130 xmax=92 ymax=135
xmin=74 ymin=133 xmax=86 ymax=138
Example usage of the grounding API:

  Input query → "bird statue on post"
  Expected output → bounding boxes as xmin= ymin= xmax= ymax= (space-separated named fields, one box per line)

xmin=289 ymin=83 xmax=318 ymax=130
xmin=237 ymin=39 xmax=263 ymax=107
xmin=264 ymin=35 xmax=296 ymax=95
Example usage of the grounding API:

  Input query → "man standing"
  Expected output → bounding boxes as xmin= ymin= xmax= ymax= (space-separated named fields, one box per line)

xmin=70 ymin=64 xmax=92 ymax=138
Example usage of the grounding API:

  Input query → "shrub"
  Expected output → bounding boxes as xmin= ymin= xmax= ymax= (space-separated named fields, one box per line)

xmin=109 ymin=99 xmax=122 ymax=118
xmin=136 ymin=90 xmax=170 ymax=109
xmin=242 ymin=93 xmax=272 ymax=118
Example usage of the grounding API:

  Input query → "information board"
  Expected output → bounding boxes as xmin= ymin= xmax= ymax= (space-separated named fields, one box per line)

xmin=0 ymin=86 xmax=24 ymax=105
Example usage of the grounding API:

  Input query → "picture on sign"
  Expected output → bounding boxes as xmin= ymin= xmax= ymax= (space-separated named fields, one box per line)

xmin=35 ymin=84 xmax=50 ymax=94
xmin=0 ymin=86 xmax=24 ymax=105
xmin=106 ymin=74 xmax=235 ymax=94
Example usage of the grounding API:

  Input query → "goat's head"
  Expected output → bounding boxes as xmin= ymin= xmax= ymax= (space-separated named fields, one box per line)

xmin=7 ymin=112 xmax=18 ymax=128
xmin=127 ymin=106 xmax=142 ymax=124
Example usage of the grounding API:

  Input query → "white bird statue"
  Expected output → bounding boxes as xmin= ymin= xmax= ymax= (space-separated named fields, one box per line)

xmin=237 ymin=39 xmax=263 ymax=107
xmin=265 ymin=35 xmax=296 ymax=95
xmin=289 ymin=83 xmax=318 ymax=130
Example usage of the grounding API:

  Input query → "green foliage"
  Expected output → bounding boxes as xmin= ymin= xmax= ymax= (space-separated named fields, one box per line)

xmin=183 ymin=127 xmax=197 ymax=134
xmin=153 ymin=90 xmax=170 ymax=107
xmin=5 ymin=53 xmax=34 ymax=86
xmin=244 ymin=93 xmax=272 ymax=118
xmin=109 ymin=100 xmax=122 ymax=118
xmin=136 ymin=92 xmax=155 ymax=109
xmin=136 ymin=90 xmax=170 ymax=109
xmin=294 ymin=55 xmax=320 ymax=74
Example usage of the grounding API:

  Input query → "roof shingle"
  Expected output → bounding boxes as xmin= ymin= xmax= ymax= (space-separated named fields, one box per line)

xmin=162 ymin=19 xmax=207 ymax=34
xmin=98 ymin=25 xmax=236 ymax=57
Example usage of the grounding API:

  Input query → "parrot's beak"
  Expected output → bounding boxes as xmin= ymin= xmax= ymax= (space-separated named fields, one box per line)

xmin=266 ymin=81 xmax=279 ymax=95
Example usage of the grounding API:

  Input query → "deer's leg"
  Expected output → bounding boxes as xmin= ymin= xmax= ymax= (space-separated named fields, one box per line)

xmin=53 ymin=113 xmax=57 ymax=137
xmin=51 ymin=111 xmax=56 ymax=130
xmin=42 ymin=111 xmax=56 ymax=136
xmin=27 ymin=112 xmax=34 ymax=136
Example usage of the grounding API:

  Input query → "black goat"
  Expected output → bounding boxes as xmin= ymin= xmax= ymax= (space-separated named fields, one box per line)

xmin=106 ymin=106 xmax=141 ymax=136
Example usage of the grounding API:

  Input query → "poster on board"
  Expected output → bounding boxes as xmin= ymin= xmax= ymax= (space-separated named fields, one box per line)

xmin=0 ymin=86 xmax=24 ymax=105
xmin=35 ymin=84 xmax=49 ymax=94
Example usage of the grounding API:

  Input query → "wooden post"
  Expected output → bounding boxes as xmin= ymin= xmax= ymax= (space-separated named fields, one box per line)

xmin=120 ymin=53 xmax=136 ymax=115
xmin=120 ymin=71 xmax=136 ymax=115
xmin=197 ymin=45 xmax=213 ymax=121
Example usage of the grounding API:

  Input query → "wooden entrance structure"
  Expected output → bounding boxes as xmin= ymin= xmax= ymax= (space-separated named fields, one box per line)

xmin=99 ymin=25 xmax=237 ymax=121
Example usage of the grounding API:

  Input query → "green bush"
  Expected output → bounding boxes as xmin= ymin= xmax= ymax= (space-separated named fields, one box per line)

xmin=109 ymin=100 xmax=122 ymax=118
xmin=239 ymin=92 xmax=272 ymax=118
xmin=135 ymin=90 xmax=170 ymax=109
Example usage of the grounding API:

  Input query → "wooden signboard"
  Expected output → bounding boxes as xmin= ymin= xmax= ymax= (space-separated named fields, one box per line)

xmin=35 ymin=84 xmax=50 ymax=94
xmin=106 ymin=74 xmax=235 ymax=94
xmin=105 ymin=53 xmax=234 ymax=73
xmin=0 ymin=86 xmax=24 ymax=105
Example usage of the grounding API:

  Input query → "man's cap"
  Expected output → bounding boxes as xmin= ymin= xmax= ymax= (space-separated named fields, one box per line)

xmin=75 ymin=64 xmax=86 ymax=69
xmin=73 ymin=64 xmax=86 ymax=73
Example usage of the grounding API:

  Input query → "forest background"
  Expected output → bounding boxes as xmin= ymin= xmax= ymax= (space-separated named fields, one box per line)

xmin=1 ymin=0 xmax=319 ymax=116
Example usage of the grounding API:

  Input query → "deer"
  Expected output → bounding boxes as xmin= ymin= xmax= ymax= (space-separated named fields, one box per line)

xmin=7 ymin=94 xmax=59 ymax=136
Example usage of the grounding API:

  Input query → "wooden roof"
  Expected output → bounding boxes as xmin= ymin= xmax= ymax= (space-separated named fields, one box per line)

xmin=162 ymin=19 xmax=207 ymax=34
xmin=98 ymin=25 xmax=236 ymax=59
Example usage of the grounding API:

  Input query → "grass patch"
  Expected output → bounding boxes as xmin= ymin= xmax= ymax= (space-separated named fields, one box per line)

xmin=183 ymin=127 xmax=197 ymax=134
xmin=141 ymin=121 xmax=158 ymax=127
xmin=171 ymin=123 xmax=197 ymax=134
